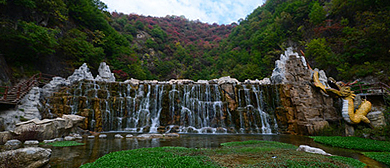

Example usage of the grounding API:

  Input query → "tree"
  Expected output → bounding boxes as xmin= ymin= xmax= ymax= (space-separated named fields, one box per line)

xmin=309 ymin=1 xmax=326 ymax=25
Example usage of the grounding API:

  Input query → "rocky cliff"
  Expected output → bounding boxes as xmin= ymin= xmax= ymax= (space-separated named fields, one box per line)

xmin=271 ymin=48 xmax=339 ymax=135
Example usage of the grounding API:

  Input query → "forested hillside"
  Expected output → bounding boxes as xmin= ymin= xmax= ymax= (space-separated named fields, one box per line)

xmin=1 ymin=0 xmax=389 ymax=84
xmin=218 ymin=0 xmax=390 ymax=81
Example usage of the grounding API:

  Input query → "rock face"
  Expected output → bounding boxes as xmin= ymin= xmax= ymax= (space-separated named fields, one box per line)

xmin=95 ymin=62 xmax=115 ymax=82
xmin=0 ymin=87 xmax=42 ymax=131
xmin=12 ymin=115 xmax=85 ymax=140
xmin=67 ymin=63 xmax=94 ymax=84
xmin=272 ymin=47 xmax=338 ymax=135
xmin=367 ymin=111 xmax=386 ymax=127
xmin=17 ymin=87 xmax=42 ymax=120
xmin=0 ymin=147 xmax=51 ymax=168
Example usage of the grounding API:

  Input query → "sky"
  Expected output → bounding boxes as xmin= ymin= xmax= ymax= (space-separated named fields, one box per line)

xmin=100 ymin=0 xmax=265 ymax=25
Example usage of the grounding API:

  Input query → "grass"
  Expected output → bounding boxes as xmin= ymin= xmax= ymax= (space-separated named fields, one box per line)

xmin=80 ymin=147 xmax=218 ymax=168
xmin=42 ymin=141 xmax=85 ymax=147
xmin=311 ymin=136 xmax=390 ymax=152
xmin=362 ymin=152 xmax=390 ymax=166
xmin=80 ymin=140 xmax=365 ymax=168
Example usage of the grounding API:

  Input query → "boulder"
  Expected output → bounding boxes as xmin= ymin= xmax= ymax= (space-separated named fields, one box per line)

xmin=12 ymin=115 xmax=86 ymax=140
xmin=64 ymin=136 xmax=75 ymax=141
xmin=137 ymin=134 xmax=163 ymax=139
xmin=55 ymin=138 xmax=64 ymax=142
xmin=217 ymin=76 xmax=239 ymax=85
xmin=43 ymin=139 xmax=56 ymax=143
xmin=0 ymin=131 xmax=13 ymax=145
xmin=0 ymin=147 xmax=51 ymax=168
xmin=62 ymin=115 xmax=85 ymax=128
xmin=297 ymin=145 xmax=331 ymax=156
xmin=114 ymin=134 xmax=124 ymax=139
xmin=24 ymin=140 xmax=39 ymax=146
xmin=4 ymin=139 xmax=22 ymax=150
xmin=99 ymin=134 xmax=107 ymax=139
xmin=125 ymin=134 xmax=134 ymax=138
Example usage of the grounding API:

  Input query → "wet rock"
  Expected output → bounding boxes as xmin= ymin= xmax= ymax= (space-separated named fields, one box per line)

xmin=244 ymin=78 xmax=271 ymax=85
xmin=164 ymin=133 xmax=180 ymax=138
xmin=87 ymin=136 xmax=95 ymax=139
xmin=216 ymin=127 xmax=227 ymax=133
xmin=297 ymin=145 xmax=331 ymax=156
xmin=217 ymin=76 xmax=239 ymax=85
xmin=5 ymin=139 xmax=22 ymax=150
xmin=64 ymin=136 xmax=75 ymax=141
xmin=137 ymin=134 xmax=164 ymax=139
xmin=157 ymin=126 xmax=166 ymax=133
xmin=114 ymin=134 xmax=124 ymax=139
xmin=43 ymin=139 xmax=56 ymax=143
xmin=125 ymin=134 xmax=133 ymax=138
xmin=169 ymin=79 xmax=194 ymax=85
xmin=0 ymin=147 xmax=51 ymax=168
xmin=124 ymin=78 xmax=140 ymax=85
xmin=99 ymin=134 xmax=107 ymax=139
xmin=55 ymin=138 xmax=64 ymax=142
xmin=24 ymin=140 xmax=39 ymax=146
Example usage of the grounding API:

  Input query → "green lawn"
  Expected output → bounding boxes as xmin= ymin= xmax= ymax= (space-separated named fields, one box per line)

xmin=311 ymin=136 xmax=390 ymax=152
xmin=42 ymin=141 xmax=85 ymax=147
xmin=311 ymin=136 xmax=390 ymax=166
xmin=80 ymin=140 xmax=365 ymax=168
xmin=362 ymin=152 xmax=390 ymax=166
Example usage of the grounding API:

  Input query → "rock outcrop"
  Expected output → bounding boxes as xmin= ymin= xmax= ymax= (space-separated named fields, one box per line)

xmin=0 ymin=147 xmax=51 ymax=168
xmin=95 ymin=62 xmax=115 ymax=82
xmin=12 ymin=115 xmax=85 ymax=140
xmin=67 ymin=63 xmax=94 ymax=84
xmin=272 ymin=47 xmax=338 ymax=135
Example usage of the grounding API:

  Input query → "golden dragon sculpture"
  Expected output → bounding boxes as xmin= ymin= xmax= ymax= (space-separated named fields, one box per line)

xmin=312 ymin=71 xmax=371 ymax=124
xmin=300 ymin=50 xmax=371 ymax=124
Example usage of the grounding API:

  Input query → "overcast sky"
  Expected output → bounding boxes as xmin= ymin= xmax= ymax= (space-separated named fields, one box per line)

xmin=100 ymin=0 xmax=265 ymax=24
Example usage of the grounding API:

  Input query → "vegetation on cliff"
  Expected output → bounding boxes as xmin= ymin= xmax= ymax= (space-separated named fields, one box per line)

xmin=1 ymin=0 xmax=390 ymax=83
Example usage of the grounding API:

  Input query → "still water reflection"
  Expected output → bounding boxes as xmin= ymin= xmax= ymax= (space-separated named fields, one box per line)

xmin=48 ymin=134 xmax=387 ymax=168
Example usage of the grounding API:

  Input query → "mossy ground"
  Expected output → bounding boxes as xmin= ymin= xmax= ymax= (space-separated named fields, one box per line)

xmin=311 ymin=136 xmax=390 ymax=166
xmin=311 ymin=136 xmax=390 ymax=152
xmin=80 ymin=140 xmax=364 ymax=168
xmin=41 ymin=141 xmax=85 ymax=147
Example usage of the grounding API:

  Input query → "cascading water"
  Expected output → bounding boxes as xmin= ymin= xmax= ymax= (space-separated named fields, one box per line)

xmin=47 ymin=79 xmax=280 ymax=134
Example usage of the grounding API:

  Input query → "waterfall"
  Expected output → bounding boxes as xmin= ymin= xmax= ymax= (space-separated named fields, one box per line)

xmin=48 ymin=80 xmax=279 ymax=134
